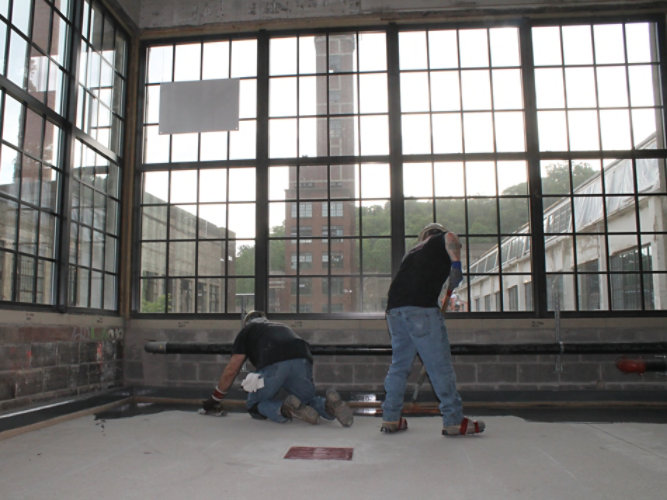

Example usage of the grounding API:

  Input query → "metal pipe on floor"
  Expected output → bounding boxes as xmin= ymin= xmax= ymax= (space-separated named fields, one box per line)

xmin=144 ymin=341 xmax=667 ymax=356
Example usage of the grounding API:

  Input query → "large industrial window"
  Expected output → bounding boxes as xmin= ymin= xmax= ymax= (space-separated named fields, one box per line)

xmin=266 ymin=30 xmax=391 ymax=314
xmin=398 ymin=27 xmax=532 ymax=313
xmin=137 ymin=19 xmax=667 ymax=317
xmin=139 ymin=37 xmax=258 ymax=313
xmin=533 ymin=22 xmax=665 ymax=312
xmin=0 ymin=0 xmax=127 ymax=310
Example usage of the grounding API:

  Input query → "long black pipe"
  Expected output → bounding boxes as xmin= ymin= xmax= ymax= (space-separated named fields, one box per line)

xmin=144 ymin=341 xmax=667 ymax=356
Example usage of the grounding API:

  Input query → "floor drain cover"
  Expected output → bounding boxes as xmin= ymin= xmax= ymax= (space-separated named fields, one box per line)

xmin=284 ymin=446 xmax=353 ymax=460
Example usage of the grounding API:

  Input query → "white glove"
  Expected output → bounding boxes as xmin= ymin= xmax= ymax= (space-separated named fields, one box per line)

xmin=241 ymin=372 xmax=265 ymax=392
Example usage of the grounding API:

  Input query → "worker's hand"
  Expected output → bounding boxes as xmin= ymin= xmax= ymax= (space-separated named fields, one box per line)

xmin=449 ymin=261 xmax=463 ymax=289
xmin=202 ymin=396 xmax=223 ymax=413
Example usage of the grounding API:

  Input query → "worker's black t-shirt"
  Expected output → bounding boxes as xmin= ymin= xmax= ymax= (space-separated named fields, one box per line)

xmin=386 ymin=233 xmax=452 ymax=311
xmin=232 ymin=321 xmax=313 ymax=370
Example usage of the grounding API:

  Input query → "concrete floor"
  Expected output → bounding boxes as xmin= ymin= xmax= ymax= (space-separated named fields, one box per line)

xmin=1 ymin=406 xmax=666 ymax=500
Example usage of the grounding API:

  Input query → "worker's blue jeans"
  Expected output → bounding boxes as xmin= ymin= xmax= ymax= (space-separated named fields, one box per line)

xmin=246 ymin=358 xmax=334 ymax=423
xmin=382 ymin=306 xmax=463 ymax=426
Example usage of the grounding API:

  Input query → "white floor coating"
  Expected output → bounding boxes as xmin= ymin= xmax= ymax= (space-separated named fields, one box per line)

xmin=1 ymin=410 xmax=666 ymax=500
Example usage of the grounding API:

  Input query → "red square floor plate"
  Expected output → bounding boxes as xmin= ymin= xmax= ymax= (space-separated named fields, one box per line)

xmin=284 ymin=446 xmax=354 ymax=460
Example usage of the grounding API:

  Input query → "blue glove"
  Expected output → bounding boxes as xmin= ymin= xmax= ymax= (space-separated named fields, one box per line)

xmin=448 ymin=261 xmax=463 ymax=289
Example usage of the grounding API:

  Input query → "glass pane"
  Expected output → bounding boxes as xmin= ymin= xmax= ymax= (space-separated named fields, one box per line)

xmin=535 ymin=68 xmax=565 ymax=109
xmin=168 ymin=241 xmax=196 ymax=276
xmin=0 ymin=198 xmax=18 ymax=250
xmin=568 ymin=110 xmax=599 ymax=150
xmin=168 ymin=277 xmax=195 ymax=312
xmin=468 ymin=275 xmax=500 ymax=312
xmin=402 ymin=114 xmax=432 ymax=154
xmin=298 ymin=117 xmax=322 ymax=157
xmin=490 ymin=27 xmax=520 ymax=67
xmin=362 ymin=276 xmax=390 ymax=312
xmin=0 ymin=145 xmax=20 ymax=199
xmin=200 ymin=131 xmax=228 ymax=161
xmin=231 ymin=39 xmax=257 ymax=78
xmin=0 ymin=250 xmax=14 ymax=299
xmin=143 ymin=125 xmax=170 ymax=163
xmin=532 ymin=27 xmax=562 ymax=66
xmin=359 ymin=115 xmax=388 ymax=155
xmin=359 ymin=32 xmax=386 ymax=71
xmin=404 ymin=199 xmax=433 ymax=237
xmin=597 ymin=66 xmax=628 ymax=107
xmin=458 ymin=30 xmax=488 ymax=68
xmin=499 ymin=198 xmax=529 ymax=234
xmin=432 ymin=113 xmax=462 ymax=154
xmin=461 ymin=70 xmax=491 ymax=110
xmin=546 ymin=273 xmax=576 ymax=311
xmin=565 ymin=67 xmax=596 ymax=108
xmin=228 ymin=278 xmax=254 ymax=313
xmin=399 ymin=31 xmax=427 ymax=70
xmin=428 ymin=30 xmax=458 ymax=69
xmin=270 ymin=37 xmax=296 ymax=76
xmin=269 ymin=77 xmax=297 ymax=117
xmin=198 ymin=204 xmax=226 ymax=238
xmin=400 ymin=72 xmax=429 ymax=112
xmin=229 ymin=120 xmax=256 ymax=159
xmin=359 ymin=74 xmax=387 ymax=113
xmin=468 ymin=198 xmax=497 ymax=234
xmin=227 ymin=204 xmax=255 ymax=238
xmin=329 ymin=116 xmax=357 ymax=156
xmin=232 ymin=240 xmax=255 ymax=277
xmin=228 ymin=168 xmax=255 ymax=202
xmin=430 ymin=71 xmax=461 ymax=111
xmin=147 ymin=45 xmax=173 ymax=83
xmin=239 ymin=79 xmax=256 ymax=119
xmin=141 ymin=241 xmax=166 ymax=276
xmin=403 ymin=163 xmax=433 ymax=198
xmin=195 ymin=277 xmax=223 ymax=313
xmin=492 ymin=69 xmax=523 ymax=110
xmin=600 ymin=110 xmax=631 ymax=150
xmin=626 ymin=23 xmax=655 ymax=64
xmin=8 ymin=30 xmax=28 ymax=87
xmin=360 ymin=163 xmax=389 ymax=199
xmin=362 ymin=238 xmax=390 ymax=273
xmin=502 ymin=275 xmax=532 ymax=311
xmin=170 ymin=204 xmax=197 ymax=239
xmin=463 ymin=112 xmax=493 ymax=153
xmin=435 ymin=199 xmax=465 ymax=233
xmin=203 ymin=41 xmax=229 ymax=79
xmin=139 ymin=278 xmax=165 ymax=312
xmin=105 ymin=234 xmax=116 ymax=273
xmin=466 ymin=161 xmax=496 ymax=196
xmin=538 ymin=111 xmax=567 ymax=151
xmin=593 ymin=24 xmax=625 ymax=65
xmin=433 ymin=162 xmax=464 ymax=197
xmin=170 ymin=170 xmax=197 ymax=203
xmin=495 ymin=112 xmax=526 ymax=152
xmin=171 ymin=133 xmax=198 ymax=162
xmin=562 ymin=25 xmax=593 ymax=65
xmin=32 ymin=0 xmax=50 ymax=53
xmin=269 ymin=118 xmax=297 ymax=158
xmin=197 ymin=240 xmax=224 ymax=275
xmin=174 ymin=43 xmax=201 ymax=81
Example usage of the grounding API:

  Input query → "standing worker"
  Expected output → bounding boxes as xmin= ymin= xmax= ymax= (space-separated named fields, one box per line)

xmin=381 ymin=222 xmax=485 ymax=436
xmin=201 ymin=311 xmax=353 ymax=427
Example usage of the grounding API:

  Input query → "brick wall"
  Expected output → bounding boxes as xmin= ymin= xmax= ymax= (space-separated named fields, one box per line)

xmin=125 ymin=317 xmax=666 ymax=400
xmin=0 ymin=315 xmax=124 ymax=412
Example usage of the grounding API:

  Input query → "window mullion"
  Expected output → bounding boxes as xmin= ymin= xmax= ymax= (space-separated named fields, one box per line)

xmin=520 ymin=21 xmax=548 ymax=317
xmin=386 ymin=23 xmax=405 ymax=276
xmin=56 ymin=0 xmax=84 ymax=310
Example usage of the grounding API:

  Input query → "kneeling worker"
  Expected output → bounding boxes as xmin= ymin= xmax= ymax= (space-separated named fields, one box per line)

xmin=202 ymin=311 xmax=353 ymax=426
